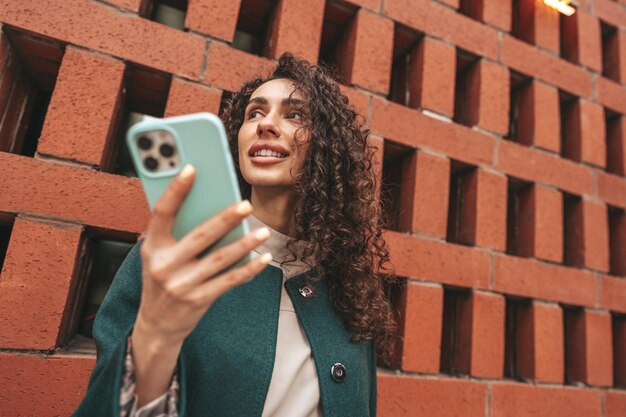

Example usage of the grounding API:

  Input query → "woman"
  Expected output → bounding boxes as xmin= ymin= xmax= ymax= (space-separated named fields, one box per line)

xmin=73 ymin=53 xmax=397 ymax=417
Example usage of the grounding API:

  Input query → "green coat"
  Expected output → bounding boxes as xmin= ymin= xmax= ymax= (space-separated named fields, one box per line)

xmin=72 ymin=241 xmax=377 ymax=417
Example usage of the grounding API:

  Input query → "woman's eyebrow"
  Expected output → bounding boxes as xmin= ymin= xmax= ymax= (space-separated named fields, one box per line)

xmin=247 ymin=96 xmax=306 ymax=107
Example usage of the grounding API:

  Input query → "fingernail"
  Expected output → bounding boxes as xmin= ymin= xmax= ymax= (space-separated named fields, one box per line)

xmin=255 ymin=227 xmax=270 ymax=240
xmin=180 ymin=163 xmax=195 ymax=179
xmin=236 ymin=200 xmax=252 ymax=215
xmin=259 ymin=252 xmax=273 ymax=264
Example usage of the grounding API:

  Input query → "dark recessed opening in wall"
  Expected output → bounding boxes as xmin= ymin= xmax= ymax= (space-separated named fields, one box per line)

xmin=232 ymin=0 xmax=278 ymax=56
xmin=318 ymin=0 xmax=359 ymax=83
xmin=388 ymin=23 xmax=423 ymax=107
xmin=63 ymin=234 xmax=136 ymax=354
xmin=511 ymin=0 xmax=533 ymax=45
xmin=107 ymin=64 xmax=172 ymax=177
xmin=380 ymin=139 xmax=415 ymax=232
xmin=504 ymin=296 xmax=532 ymax=381
xmin=608 ymin=205 xmax=626 ymax=277
xmin=0 ymin=217 xmax=14 ymax=273
xmin=446 ymin=160 xmax=477 ymax=246
xmin=613 ymin=313 xmax=626 ymax=388
xmin=605 ymin=108 xmax=624 ymax=176
xmin=601 ymin=20 xmax=619 ymax=82
xmin=559 ymin=13 xmax=577 ymax=64
xmin=562 ymin=191 xmax=583 ymax=268
xmin=0 ymin=28 xmax=63 ymax=157
xmin=563 ymin=304 xmax=584 ymax=385
xmin=453 ymin=48 xmax=480 ymax=127
xmin=459 ymin=0 xmax=481 ymax=20
xmin=506 ymin=176 xmax=534 ymax=257
xmin=141 ymin=0 xmax=189 ymax=30
xmin=507 ymin=70 xmax=532 ymax=143
xmin=440 ymin=286 xmax=472 ymax=376
xmin=559 ymin=89 xmax=578 ymax=161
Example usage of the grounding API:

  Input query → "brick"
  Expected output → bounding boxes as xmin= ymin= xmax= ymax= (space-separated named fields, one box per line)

xmin=0 ymin=153 xmax=149 ymax=233
xmin=497 ymin=139 xmax=593 ymax=197
xmin=205 ymin=42 xmax=275 ymax=92
xmin=516 ymin=302 xmax=564 ymax=383
xmin=477 ymin=0 xmax=511 ymax=32
xmin=396 ymin=281 xmax=443 ymax=373
xmin=401 ymin=150 xmax=450 ymax=237
xmin=383 ymin=0 xmax=499 ymax=61
xmin=501 ymin=35 xmax=592 ymax=99
xmin=370 ymin=98 xmax=495 ymax=166
xmin=516 ymin=80 xmax=560 ymax=153
xmin=597 ymin=170 xmax=626 ymax=209
xmin=517 ymin=184 xmax=563 ymax=263
xmin=597 ymin=76 xmax=626 ymax=115
xmin=385 ymin=230 xmax=490 ymax=289
xmin=461 ymin=290 xmax=505 ymax=378
xmin=37 ymin=47 xmax=124 ymax=167
xmin=614 ymin=316 xmax=626 ymax=387
xmin=606 ymin=391 xmax=626 ymax=417
xmin=582 ymin=199 xmax=609 ymax=272
xmin=564 ymin=100 xmax=606 ymax=168
xmin=0 ymin=353 xmax=95 ymax=416
xmin=465 ymin=59 xmax=509 ymax=135
xmin=164 ymin=78 xmax=222 ymax=117
xmin=471 ymin=169 xmax=507 ymax=250
xmin=607 ymin=115 xmax=626 ymax=176
xmin=566 ymin=309 xmax=613 ymax=387
xmin=105 ymin=0 xmax=141 ymax=12
xmin=0 ymin=217 xmax=82 ymax=349
xmin=491 ymin=382 xmax=602 ymax=417
xmin=266 ymin=0 xmax=324 ymax=63
xmin=516 ymin=0 xmax=560 ymax=54
xmin=493 ymin=253 xmax=596 ymax=306
xmin=338 ymin=9 xmax=393 ymax=95
xmin=185 ymin=0 xmax=242 ymax=41
xmin=561 ymin=11 xmax=602 ymax=72
xmin=0 ymin=0 xmax=205 ymax=79
xmin=600 ymin=274 xmax=626 ymax=314
xmin=378 ymin=374 xmax=486 ymax=417
xmin=408 ymin=36 xmax=456 ymax=117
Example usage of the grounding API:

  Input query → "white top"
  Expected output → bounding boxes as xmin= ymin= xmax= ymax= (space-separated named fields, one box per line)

xmin=126 ymin=213 xmax=322 ymax=417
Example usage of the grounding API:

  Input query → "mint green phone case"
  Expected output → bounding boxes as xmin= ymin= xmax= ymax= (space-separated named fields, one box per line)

xmin=126 ymin=112 xmax=256 ymax=270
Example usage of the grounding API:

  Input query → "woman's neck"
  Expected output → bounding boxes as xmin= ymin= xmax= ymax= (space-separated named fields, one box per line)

xmin=250 ymin=186 xmax=297 ymax=237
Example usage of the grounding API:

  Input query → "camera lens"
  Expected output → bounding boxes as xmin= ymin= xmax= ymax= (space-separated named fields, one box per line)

xmin=144 ymin=157 xmax=158 ymax=171
xmin=138 ymin=136 xmax=152 ymax=150
xmin=160 ymin=143 xmax=175 ymax=157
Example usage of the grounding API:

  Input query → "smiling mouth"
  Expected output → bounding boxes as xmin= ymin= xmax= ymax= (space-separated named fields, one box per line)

xmin=251 ymin=149 xmax=287 ymax=159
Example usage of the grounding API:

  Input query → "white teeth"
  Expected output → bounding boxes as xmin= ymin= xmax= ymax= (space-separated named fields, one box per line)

xmin=253 ymin=149 xmax=286 ymax=158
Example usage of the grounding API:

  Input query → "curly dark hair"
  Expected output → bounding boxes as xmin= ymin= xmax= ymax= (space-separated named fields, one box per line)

xmin=220 ymin=52 xmax=399 ymax=365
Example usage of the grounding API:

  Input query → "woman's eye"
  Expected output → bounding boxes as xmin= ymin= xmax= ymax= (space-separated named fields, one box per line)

xmin=248 ymin=109 xmax=262 ymax=119
xmin=287 ymin=112 xmax=302 ymax=120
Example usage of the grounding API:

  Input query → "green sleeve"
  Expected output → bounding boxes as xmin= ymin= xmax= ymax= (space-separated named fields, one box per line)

xmin=370 ymin=340 xmax=377 ymax=417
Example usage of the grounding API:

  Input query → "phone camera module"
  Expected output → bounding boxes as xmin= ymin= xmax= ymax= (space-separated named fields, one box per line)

xmin=144 ymin=156 xmax=159 ymax=171
xmin=138 ymin=136 xmax=152 ymax=150
xmin=160 ymin=143 xmax=175 ymax=158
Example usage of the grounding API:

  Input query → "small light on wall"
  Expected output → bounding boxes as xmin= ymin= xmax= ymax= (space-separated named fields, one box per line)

xmin=542 ymin=0 xmax=578 ymax=16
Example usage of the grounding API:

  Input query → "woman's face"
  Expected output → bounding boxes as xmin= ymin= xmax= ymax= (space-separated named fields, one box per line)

xmin=238 ymin=78 xmax=311 ymax=191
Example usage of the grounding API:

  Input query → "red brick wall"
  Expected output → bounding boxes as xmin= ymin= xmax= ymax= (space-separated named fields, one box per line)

xmin=1 ymin=0 xmax=626 ymax=416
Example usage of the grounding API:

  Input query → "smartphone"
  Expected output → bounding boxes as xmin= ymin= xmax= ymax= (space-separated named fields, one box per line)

xmin=126 ymin=112 xmax=256 ymax=270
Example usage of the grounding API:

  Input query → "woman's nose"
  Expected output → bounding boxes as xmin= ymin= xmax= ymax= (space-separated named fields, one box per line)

xmin=256 ymin=114 xmax=280 ymax=138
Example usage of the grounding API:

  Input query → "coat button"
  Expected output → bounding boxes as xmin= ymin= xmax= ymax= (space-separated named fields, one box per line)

xmin=298 ymin=284 xmax=316 ymax=298
xmin=330 ymin=363 xmax=346 ymax=383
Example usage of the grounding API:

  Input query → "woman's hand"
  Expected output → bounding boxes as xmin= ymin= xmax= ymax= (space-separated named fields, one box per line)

xmin=135 ymin=163 xmax=272 ymax=345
